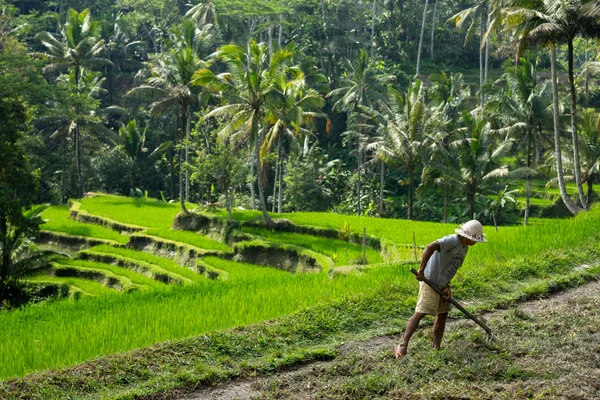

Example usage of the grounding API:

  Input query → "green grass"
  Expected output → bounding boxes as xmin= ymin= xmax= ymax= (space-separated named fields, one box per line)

xmin=41 ymin=206 xmax=129 ymax=244
xmin=240 ymin=227 xmax=383 ymax=265
xmin=25 ymin=275 xmax=117 ymax=297
xmin=58 ymin=259 xmax=165 ymax=290
xmin=144 ymin=228 xmax=231 ymax=252
xmin=87 ymin=245 xmax=206 ymax=284
xmin=78 ymin=195 xmax=190 ymax=229
xmin=4 ymin=194 xmax=600 ymax=382
xmin=0 ymin=261 xmax=411 ymax=379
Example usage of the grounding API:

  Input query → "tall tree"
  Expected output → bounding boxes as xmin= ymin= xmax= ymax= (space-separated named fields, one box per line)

xmin=328 ymin=49 xmax=392 ymax=215
xmin=127 ymin=47 xmax=207 ymax=212
xmin=37 ymin=8 xmax=109 ymax=197
xmin=416 ymin=0 xmax=429 ymax=76
xmin=436 ymin=113 xmax=513 ymax=219
xmin=263 ymin=58 xmax=326 ymax=213
xmin=504 ymin=0 xmax=600 ymax=210
xmin=501 ymin=0 xmax=592 ymax=214
xmin=578 ymin=108 xmax=600 ymax=205
xmin=450 ymin=0 xmax=492 ymax=107
xmin=486 ymin=58 xmax=552 ymax=224
xmin=367 ymin=82 xmax=429 ymax=220
xmin=193 ymin=41 xmax=294 ymax=225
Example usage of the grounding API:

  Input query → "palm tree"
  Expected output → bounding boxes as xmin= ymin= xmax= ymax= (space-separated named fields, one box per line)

xmin=424 ymin=72 xmax=470 ymax=222
xmin=486 ymin=58 xmax=552 ymax=224
xmin=435 ymin=113 xmax=513 ymax=219
xmin=186 ymin=0 xmax=219 ymax=29
xmin=579 ymin=108 xmax=600 ymax=204
xmin=263 ymin=61 xmax=326 ymax=213
xmin=366 ymin=82 xmax=429 ymax=220
xmin=192 ymin=41 xmax=293 ymax=225
xmin=36 ymin=68 xmax=119 ymax=197
xmin=127 ymin=47 xmax=207 ymax=212
xmin=449 ymin=0 xmax=492 ymax=107
xmin=416 ymin=0 xmax=430 ymax=76
xmin=327 ymin=49 xmax=392 ymax=215
xmin=0 ymin=205 xmax=62 ymax=303
xmin=503 ymin=0 xmax=600 ymax=211
xmin=37 ymin=8 xmax=109 ymax=197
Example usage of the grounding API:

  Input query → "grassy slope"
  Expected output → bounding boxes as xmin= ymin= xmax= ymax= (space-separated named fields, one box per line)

xmin=144 ymin=228 xmax=232 ymax=252
xmin=5 ymin=259 xmax=599 ymax=400
xmin=241 ymin=226 xmax=384 ymax=265
xmin=4 ymin=195 xmax=600 ymax=397
xmin=41 ymin=206 xmax=129 ymax=244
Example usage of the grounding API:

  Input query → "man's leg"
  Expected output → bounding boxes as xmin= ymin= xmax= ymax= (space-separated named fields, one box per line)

xmin=395 ymin=312 xmax=426 ymax=357
xmin=432 ymin=312 xmax=448 ymax=350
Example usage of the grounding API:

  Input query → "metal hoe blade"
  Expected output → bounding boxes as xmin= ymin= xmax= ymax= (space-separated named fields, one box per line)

xmin=410 ymin=268 xmax=493 ymax=344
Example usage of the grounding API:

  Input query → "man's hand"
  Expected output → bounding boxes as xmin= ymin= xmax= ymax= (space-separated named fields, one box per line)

xmin=441 ymin=287 xmax=452 ymax=301
xmin=416 ymin=269 xmax=425 ymax=281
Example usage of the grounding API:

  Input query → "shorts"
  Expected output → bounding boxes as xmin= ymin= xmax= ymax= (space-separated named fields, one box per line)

xmin=415 ymin=281 xmax=452 ymax=316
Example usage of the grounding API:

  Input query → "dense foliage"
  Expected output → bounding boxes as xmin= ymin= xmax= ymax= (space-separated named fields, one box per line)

xmin=2 ymin=0 xmax=600 ymax=223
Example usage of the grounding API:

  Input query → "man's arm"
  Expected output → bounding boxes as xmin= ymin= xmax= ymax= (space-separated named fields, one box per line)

xmin=416 ymin=241 xmax=440 ymax=281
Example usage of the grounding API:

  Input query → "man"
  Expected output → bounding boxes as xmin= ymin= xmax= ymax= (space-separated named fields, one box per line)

xmin=394 ymin=220 xmax=487 ymax=358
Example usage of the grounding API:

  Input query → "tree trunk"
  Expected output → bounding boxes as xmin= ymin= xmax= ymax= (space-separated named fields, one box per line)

xmin=74 ymin=67 xmax=85 ymax=198
xmin=272 ymin=138 xmax=280 ymax=213
xmin=587 ymin=174 xmax=594 ymax=206
xmin=267 ymin=16 xmax=273 ymax=59
xmin=430 ymin=0 xmax=438 ymax=58
xmin=225 ymin=189 xmax=233 ymax=222
xmin=169 ymin=150 xmax=175 ymax=200
xmin=0 ymin=216 xmax=8 ymax=302
xmin=469 ymin=193 xmax=475 ymax=220
xmin=415 ymin=0 xmax=429 ymax=76
xmin=524 ymin=130 xmax=531 ymax=226
xmin=407 ymin=169 xmax=414 ymax=220
xmin=179 ymin=147 xmax=188 ymax=213
xmin=585 ymin=39 xmax=589 ymax=95
xmin=185 ymin=106 xmax=191 ymax=203
xmin=356 ymin=128 xmax=362 ymax=216
xmin=249 ymin=147 xmax=257 ymax=209
xmin=483 ymin=1 xmax=489 ymax=86
xmin=278 ymin=15 xmax=284 ymax=47
xmin=379 ymin=160 xmax=385 ymax=217
xmin=255 ymin=132 xmax=273 ymax=225
xmin=479 ymin=3 xmax=485 ymax=108
xmin=443 ymin=190 xmax=448 ymax=223
xmin=371 ymin=0 xmax=376 ymax=58
xmin=278 ymin=141 xmax=284 ymax=213
xmin=75 ymin=122 xmax=85 ymax=198
xmin=551 ymin=45 xmax=581 ymax=215
xmin=567 ymin=39 xmax=589 ymax=210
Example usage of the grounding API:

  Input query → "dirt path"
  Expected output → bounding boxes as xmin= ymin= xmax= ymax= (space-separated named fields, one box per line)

xmin=179 ymin=280 xmax=600 ymax=400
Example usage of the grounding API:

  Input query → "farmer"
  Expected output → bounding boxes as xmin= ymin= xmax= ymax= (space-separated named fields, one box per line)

xmin=394 ymin=220 xmax=487 ymax=358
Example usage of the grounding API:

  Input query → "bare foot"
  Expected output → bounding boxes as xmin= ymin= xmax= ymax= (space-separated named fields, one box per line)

xmin=394 ymin=344 xmax=407 ymax=358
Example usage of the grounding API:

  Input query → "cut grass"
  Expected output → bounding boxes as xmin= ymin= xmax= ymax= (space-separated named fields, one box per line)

xmin=41 ymin=206 xmax=129 ymax=244
xmin=144 ymin=228 xmax=231 ymax=252
xmin=6 ymin=194 xmax=600 ymax=384
xmin=4 ymin=264 xmax=599 ymax=400
xmin=240 ymin=226 xmax=384 ymax=265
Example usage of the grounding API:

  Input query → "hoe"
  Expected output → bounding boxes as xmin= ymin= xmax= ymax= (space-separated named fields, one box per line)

xmin=410 ymin=268 xmax=494 ymax=343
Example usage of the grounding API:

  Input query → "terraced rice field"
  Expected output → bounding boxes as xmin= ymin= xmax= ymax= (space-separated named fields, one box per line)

xmin=3 ymin=193 xmax=600 ymax=380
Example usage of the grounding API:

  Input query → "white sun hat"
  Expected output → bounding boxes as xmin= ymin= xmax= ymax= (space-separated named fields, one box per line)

xmin=455 ymin=220 xmax=487 ymax=243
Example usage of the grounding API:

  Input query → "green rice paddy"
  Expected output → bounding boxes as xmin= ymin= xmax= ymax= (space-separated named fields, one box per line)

xmin=2 ymin=193 xmax=600 ymax=380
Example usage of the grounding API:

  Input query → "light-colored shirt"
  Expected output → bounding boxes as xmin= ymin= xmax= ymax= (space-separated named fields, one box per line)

xmin=424 ymin=234 xmax=468 ymax=288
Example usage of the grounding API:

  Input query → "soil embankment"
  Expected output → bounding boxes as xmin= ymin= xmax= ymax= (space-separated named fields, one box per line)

xmin=184 ymin=280 xmax=600 ymax=400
